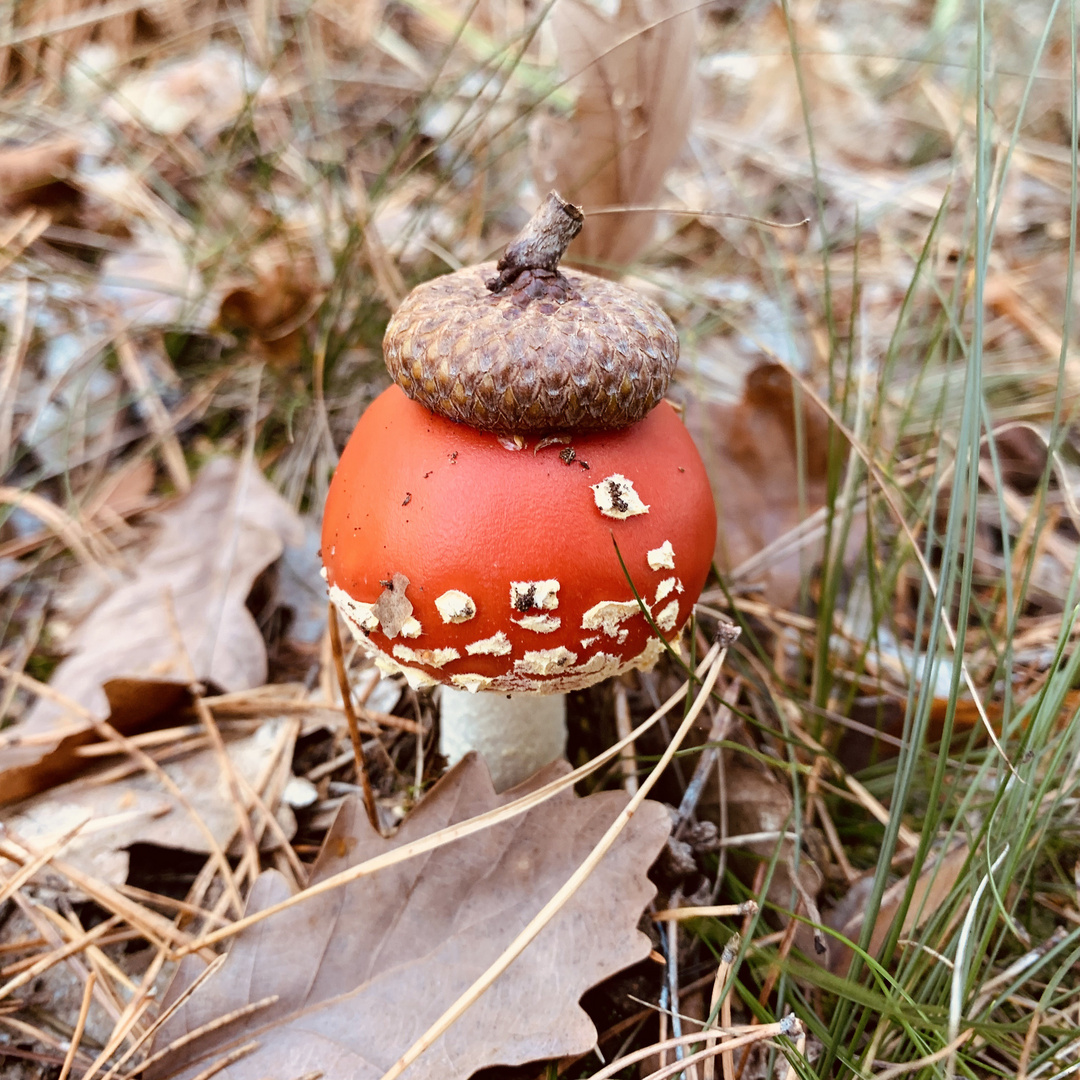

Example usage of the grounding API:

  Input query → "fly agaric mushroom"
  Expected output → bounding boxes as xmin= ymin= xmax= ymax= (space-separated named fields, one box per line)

xmin=322 ymin=193 xmax=717 ymax=791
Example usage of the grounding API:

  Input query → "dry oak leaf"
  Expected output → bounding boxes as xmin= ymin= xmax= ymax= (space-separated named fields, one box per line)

xmin=0 ymin=458 xmax=302 ymax=805
xmin=218 ymin=241 xmax=322 ymax=369
xmin=826 ymin=842 xmax=968 ymax=975
xmin=98 ymin=230 xmax=216 ymax=330
xmin=147 ymin=754 xmax=672 ymax=1080
xmin=102 ymin=45 xmax=267 ymax=140
xmin=534 ymin=0 xmax=697 ymax=268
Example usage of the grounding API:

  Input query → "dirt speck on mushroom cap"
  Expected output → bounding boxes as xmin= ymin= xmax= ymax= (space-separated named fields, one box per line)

xmin=322 ymin=386 xmax=716 ymax=693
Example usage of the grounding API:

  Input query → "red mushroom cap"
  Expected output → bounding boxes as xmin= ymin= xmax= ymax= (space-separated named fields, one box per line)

xmin=322 ymin=385 xmax=717 ymax=693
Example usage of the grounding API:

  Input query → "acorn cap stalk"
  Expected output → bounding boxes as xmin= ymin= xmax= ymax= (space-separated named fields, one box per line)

xmin=486 ymin=192 xmax=584 ymax=293
xmin=383 ymin=192 xmax=678 ymax=435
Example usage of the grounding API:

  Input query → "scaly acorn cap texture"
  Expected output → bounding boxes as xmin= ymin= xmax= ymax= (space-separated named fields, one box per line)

xmin=383 ymin=192 xmax=678 ymax=434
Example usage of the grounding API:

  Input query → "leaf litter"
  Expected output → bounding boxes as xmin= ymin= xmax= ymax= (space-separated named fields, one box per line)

xmin=3 ymin=0 xmax=1080 ymax=1076
xmin=144 ymin=754 xmax=671 ymax=1080
xmin=534 ymin=0 xmax=698 ymax=269
xmin=685 ymin=362 xmax=862 ymax=609
xmin=0 ymin=457 xmax=303 ymax=804
xmin=1 ymin=715 xmax=296 ymax=887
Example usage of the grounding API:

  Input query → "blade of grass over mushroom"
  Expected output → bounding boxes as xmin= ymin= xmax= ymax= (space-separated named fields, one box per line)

xmin=611 ymin=531 xmax=698 ymax=680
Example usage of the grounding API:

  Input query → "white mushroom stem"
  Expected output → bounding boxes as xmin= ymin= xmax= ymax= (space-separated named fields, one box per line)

xmin=439 ymin=689 xmax=567 ymax=792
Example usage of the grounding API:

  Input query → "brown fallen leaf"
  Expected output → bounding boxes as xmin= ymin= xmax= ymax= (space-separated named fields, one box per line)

xmin=533 ymin=0 xmax=697 ymax=268
xmin=98 ymin=231 xmax=216 ymax=330
xmin=145 ymin=754 xmax=671 ymax=1080
xmin=826 ymin=842 xmax=969 ymax=974
xmin=102 ymin=45 xmax=265 ymax=141
xmin=0 ymin=136 xmax=83 ymax=219
xmin=88 ymin=456 xmax=157 ymax=519
xmin=739 ymin=6 xmax=911 ymax=170
xmin=0 ymin=458 xmax=303 ymax=805
xmin=983 ymin=423 xmax=1050 ymax=497
xmin=1 ymin=717 xmax=296 ymax=886
xmin=685 ymin=363 xmax=843 ymax=608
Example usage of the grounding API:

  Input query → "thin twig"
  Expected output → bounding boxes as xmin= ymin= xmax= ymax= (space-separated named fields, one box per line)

xmin=187 ymin=1041 xmax=259 ymax=1080
xmin=674 ymin=678 xmax=740 ymax=837
xmin=0 ymin=917 xmax=119 ymax=1004
xmin=777 ymin=1022 xmax=806 ymax=1080
xmin=94 ymin=956 xmax=228 ymax=1080
xmin=328 ymin=603 xmax=381 ymax=834
xmin=114 ymin=332 xmax=190 ymax=493
xmin=654 ymin=903 xmax=758 ymax=922
xmin=58 ymin=971 xmax=97 ymax=1080
xmin=663 ymin=891 xmax=687 ymax=1077
xmin=0 ymin=819 xmax=90 ymax=905
xmin=589 ymin=1018 xmax=801 ymax=1080
xmin=703 ymin=933 xmax=739 ymax=1080
xmin=0 ymin=662 xmax=245 ymax=918
xmin=873 ymin=1030 xmax=973 ymax=1080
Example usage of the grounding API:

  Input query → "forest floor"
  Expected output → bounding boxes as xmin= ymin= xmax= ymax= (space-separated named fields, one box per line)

xmin=2 ymin=0 xmax=1080 ymax=1078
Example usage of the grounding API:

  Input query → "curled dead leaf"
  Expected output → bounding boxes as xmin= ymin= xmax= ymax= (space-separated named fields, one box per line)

xmin=533 ymin=0 xmax=698 ymax=268
xmin=218 ymin=243 xmax=322 ymax=368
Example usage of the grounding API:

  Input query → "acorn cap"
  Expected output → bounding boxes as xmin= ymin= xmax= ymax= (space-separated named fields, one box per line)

xmin=383 ymin=193 xmax=678 ymax=434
